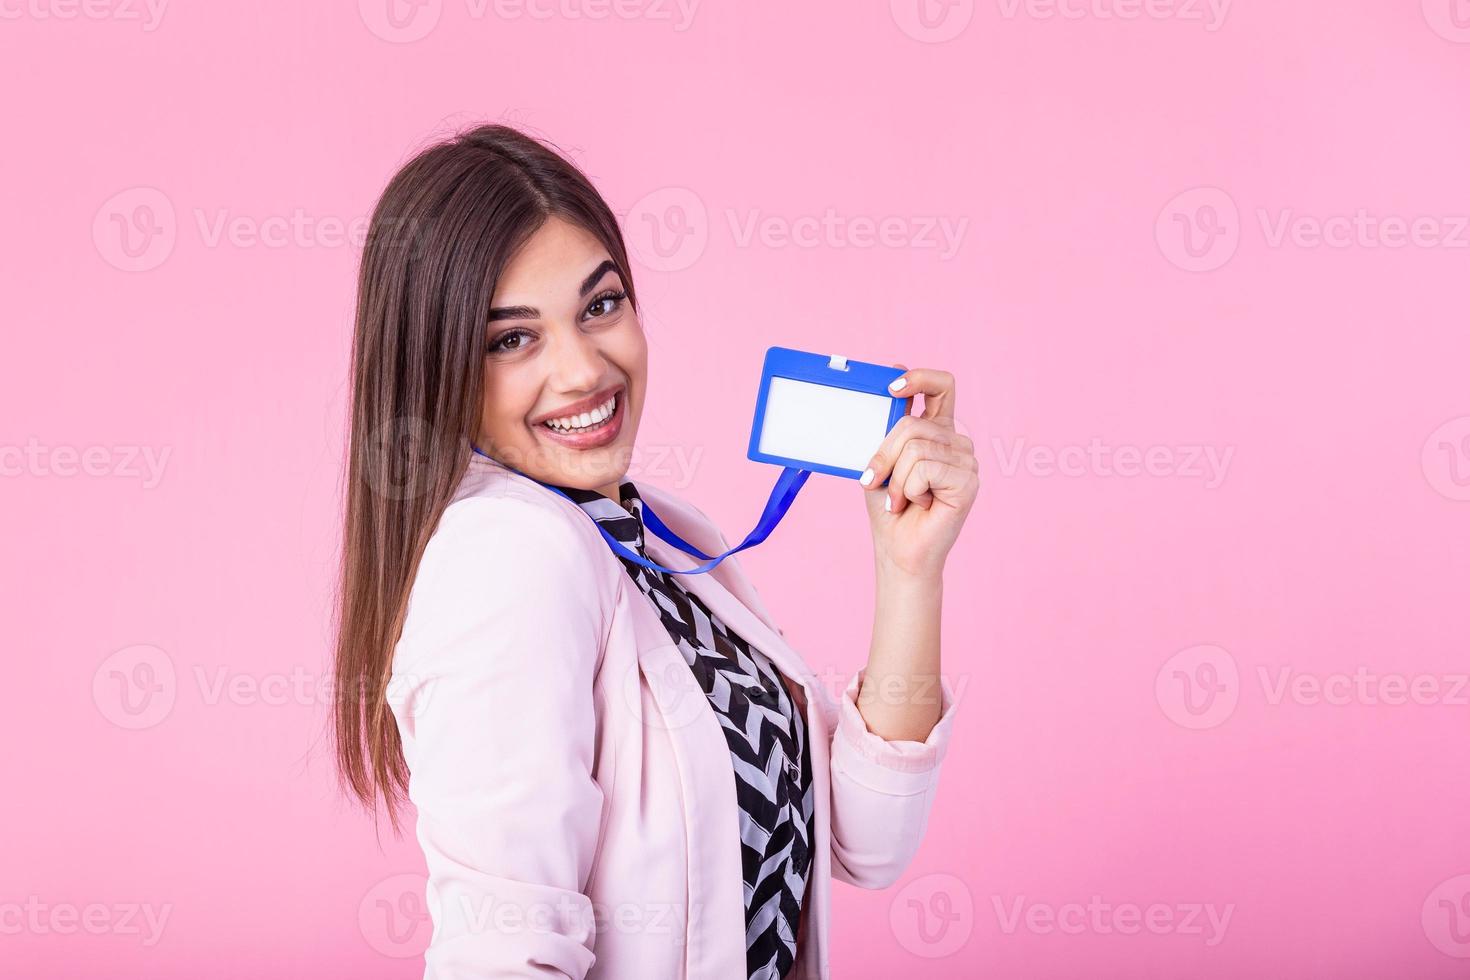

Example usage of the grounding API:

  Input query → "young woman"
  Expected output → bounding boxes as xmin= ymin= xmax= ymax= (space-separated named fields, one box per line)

xmin=332 ymin=124 xmax=979 ymax=980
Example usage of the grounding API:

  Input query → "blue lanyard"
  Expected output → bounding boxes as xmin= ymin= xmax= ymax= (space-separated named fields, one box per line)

xmin=470 ymin=445 xmax=810 ymax=576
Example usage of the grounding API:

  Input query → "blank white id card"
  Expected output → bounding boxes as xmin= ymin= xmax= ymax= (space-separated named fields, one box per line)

xmin=746 ymin=347 xmax=911 ymax=480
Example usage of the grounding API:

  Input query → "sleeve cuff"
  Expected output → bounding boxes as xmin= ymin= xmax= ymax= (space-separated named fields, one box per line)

xmin=830 ymin=668 xmax=959 ymax=796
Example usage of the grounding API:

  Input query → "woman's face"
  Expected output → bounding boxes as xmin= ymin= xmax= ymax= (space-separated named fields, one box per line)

xmin=476 ymin=216 xmax=647 ymax=499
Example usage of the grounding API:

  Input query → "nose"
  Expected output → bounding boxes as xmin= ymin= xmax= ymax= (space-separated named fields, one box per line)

xmin=546 ymin=320 xmax=609 ymax=394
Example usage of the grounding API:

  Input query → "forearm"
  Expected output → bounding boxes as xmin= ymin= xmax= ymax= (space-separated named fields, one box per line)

xmin=856 ymin=562 xmax=944 ymax=742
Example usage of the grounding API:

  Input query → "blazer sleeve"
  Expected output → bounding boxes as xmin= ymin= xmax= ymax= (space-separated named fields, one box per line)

xmin=823 ymin=667 xmax=958 ymax=890
xmin=388 ymin=494 xmax=608 ymax=979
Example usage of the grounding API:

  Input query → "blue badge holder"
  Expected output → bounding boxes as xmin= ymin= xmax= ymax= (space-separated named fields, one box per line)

xmin=473 ymin=346 xmax=909 ymax=576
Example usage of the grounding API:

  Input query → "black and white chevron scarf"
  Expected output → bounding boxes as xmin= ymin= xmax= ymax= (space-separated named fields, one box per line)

xmin=550 ymin=479 xmax=815 ymax=980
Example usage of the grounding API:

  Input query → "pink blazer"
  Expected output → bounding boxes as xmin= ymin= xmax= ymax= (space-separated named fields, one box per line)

xmin=388 ymin=452 xmax=958 ymax=978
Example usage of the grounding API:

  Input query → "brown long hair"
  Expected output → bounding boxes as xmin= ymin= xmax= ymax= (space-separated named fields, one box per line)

xmin=331 ymin=123 xmax=640 ymax=832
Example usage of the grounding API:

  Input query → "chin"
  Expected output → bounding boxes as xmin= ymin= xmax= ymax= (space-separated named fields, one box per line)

xmin=550 ymin=445 xmax=632 ymax=488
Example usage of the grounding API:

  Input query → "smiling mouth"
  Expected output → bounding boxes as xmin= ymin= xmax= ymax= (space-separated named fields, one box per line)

xmin=534 ymin=385 xmax=627 ymax=448
xmin=541 ymin=390 xmax=619 ymax=434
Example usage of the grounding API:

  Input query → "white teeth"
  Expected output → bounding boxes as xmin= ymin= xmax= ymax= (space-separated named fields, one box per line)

xmin=544 ymin=394 xmax=617 ymax=432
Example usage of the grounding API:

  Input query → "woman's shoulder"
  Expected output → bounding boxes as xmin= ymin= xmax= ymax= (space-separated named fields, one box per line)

xmin=439 ymin=453 xmax=604 ymax=549
xmin=409 ymin=454 xmax=621 ymax=607
xmin=392 ymin=455 xmax=621 ymax=672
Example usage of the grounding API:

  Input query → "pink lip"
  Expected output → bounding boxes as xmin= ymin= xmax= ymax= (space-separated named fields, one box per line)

xmin=530 ymin=384 xmax=625 ymax=426
xmin=534 ymin=386 xmax=626 ymax=451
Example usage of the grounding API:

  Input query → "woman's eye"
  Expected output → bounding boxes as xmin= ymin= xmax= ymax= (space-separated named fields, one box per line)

xmin=585 ymin=290 xmax=627 ymax=320
xmin=489 ymin=329 xmax=532 ymax=353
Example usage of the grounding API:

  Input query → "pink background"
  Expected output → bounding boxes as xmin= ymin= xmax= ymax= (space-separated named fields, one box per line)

xmin=3 ymin=1 xmax=1468 ymax=977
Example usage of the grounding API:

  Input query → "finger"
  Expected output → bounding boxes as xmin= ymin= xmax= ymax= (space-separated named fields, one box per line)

xmin=865 ymin=417 xmax=960 ymax=492
xmin=887 ymin=439 xmax=966 ymax=513
xmin=890 ymin=364 xmax=962 ymax=444
xmin=898 ymin=457 xmax=973 ymax=516
xmin=890 ymin=439 xmax=974 ymax=513
xmin=861 ymin=416 xmax=961 ymax=490
xmin=886 ymin=437 xmax=939 ymax=513
xmin=888 ymin=367 xmax=956 ymax=424
xmin=891 ymin=364 xmax=916 ymax=421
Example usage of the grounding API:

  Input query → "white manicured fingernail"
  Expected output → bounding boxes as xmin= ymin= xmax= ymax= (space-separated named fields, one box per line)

xmin=889 ymin=377 xmax=907 ymax=392
xmin=859 ymin=467 xmax=875 ymax=486
xmin=884 ymin=496 xmax=892 ymax=512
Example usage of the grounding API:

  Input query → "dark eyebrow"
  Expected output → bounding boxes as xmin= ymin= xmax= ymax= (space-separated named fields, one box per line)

xmin=487 ymin=260 xmax=621 ymax=323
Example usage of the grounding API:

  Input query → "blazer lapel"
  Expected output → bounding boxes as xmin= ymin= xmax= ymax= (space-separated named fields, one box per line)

xmin=616 ymin=531 xmax=750 ymax=978
xmin=637 ymin=484 xmax=822 ymax=698
xmin=637 ymin=483 xmax=838 ymax=980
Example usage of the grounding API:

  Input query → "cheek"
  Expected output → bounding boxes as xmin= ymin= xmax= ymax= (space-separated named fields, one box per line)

xmin=481 ymin=367 xmax=538 ymax=431
xmin=613 ymin=319 xmax=649 ymax=378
